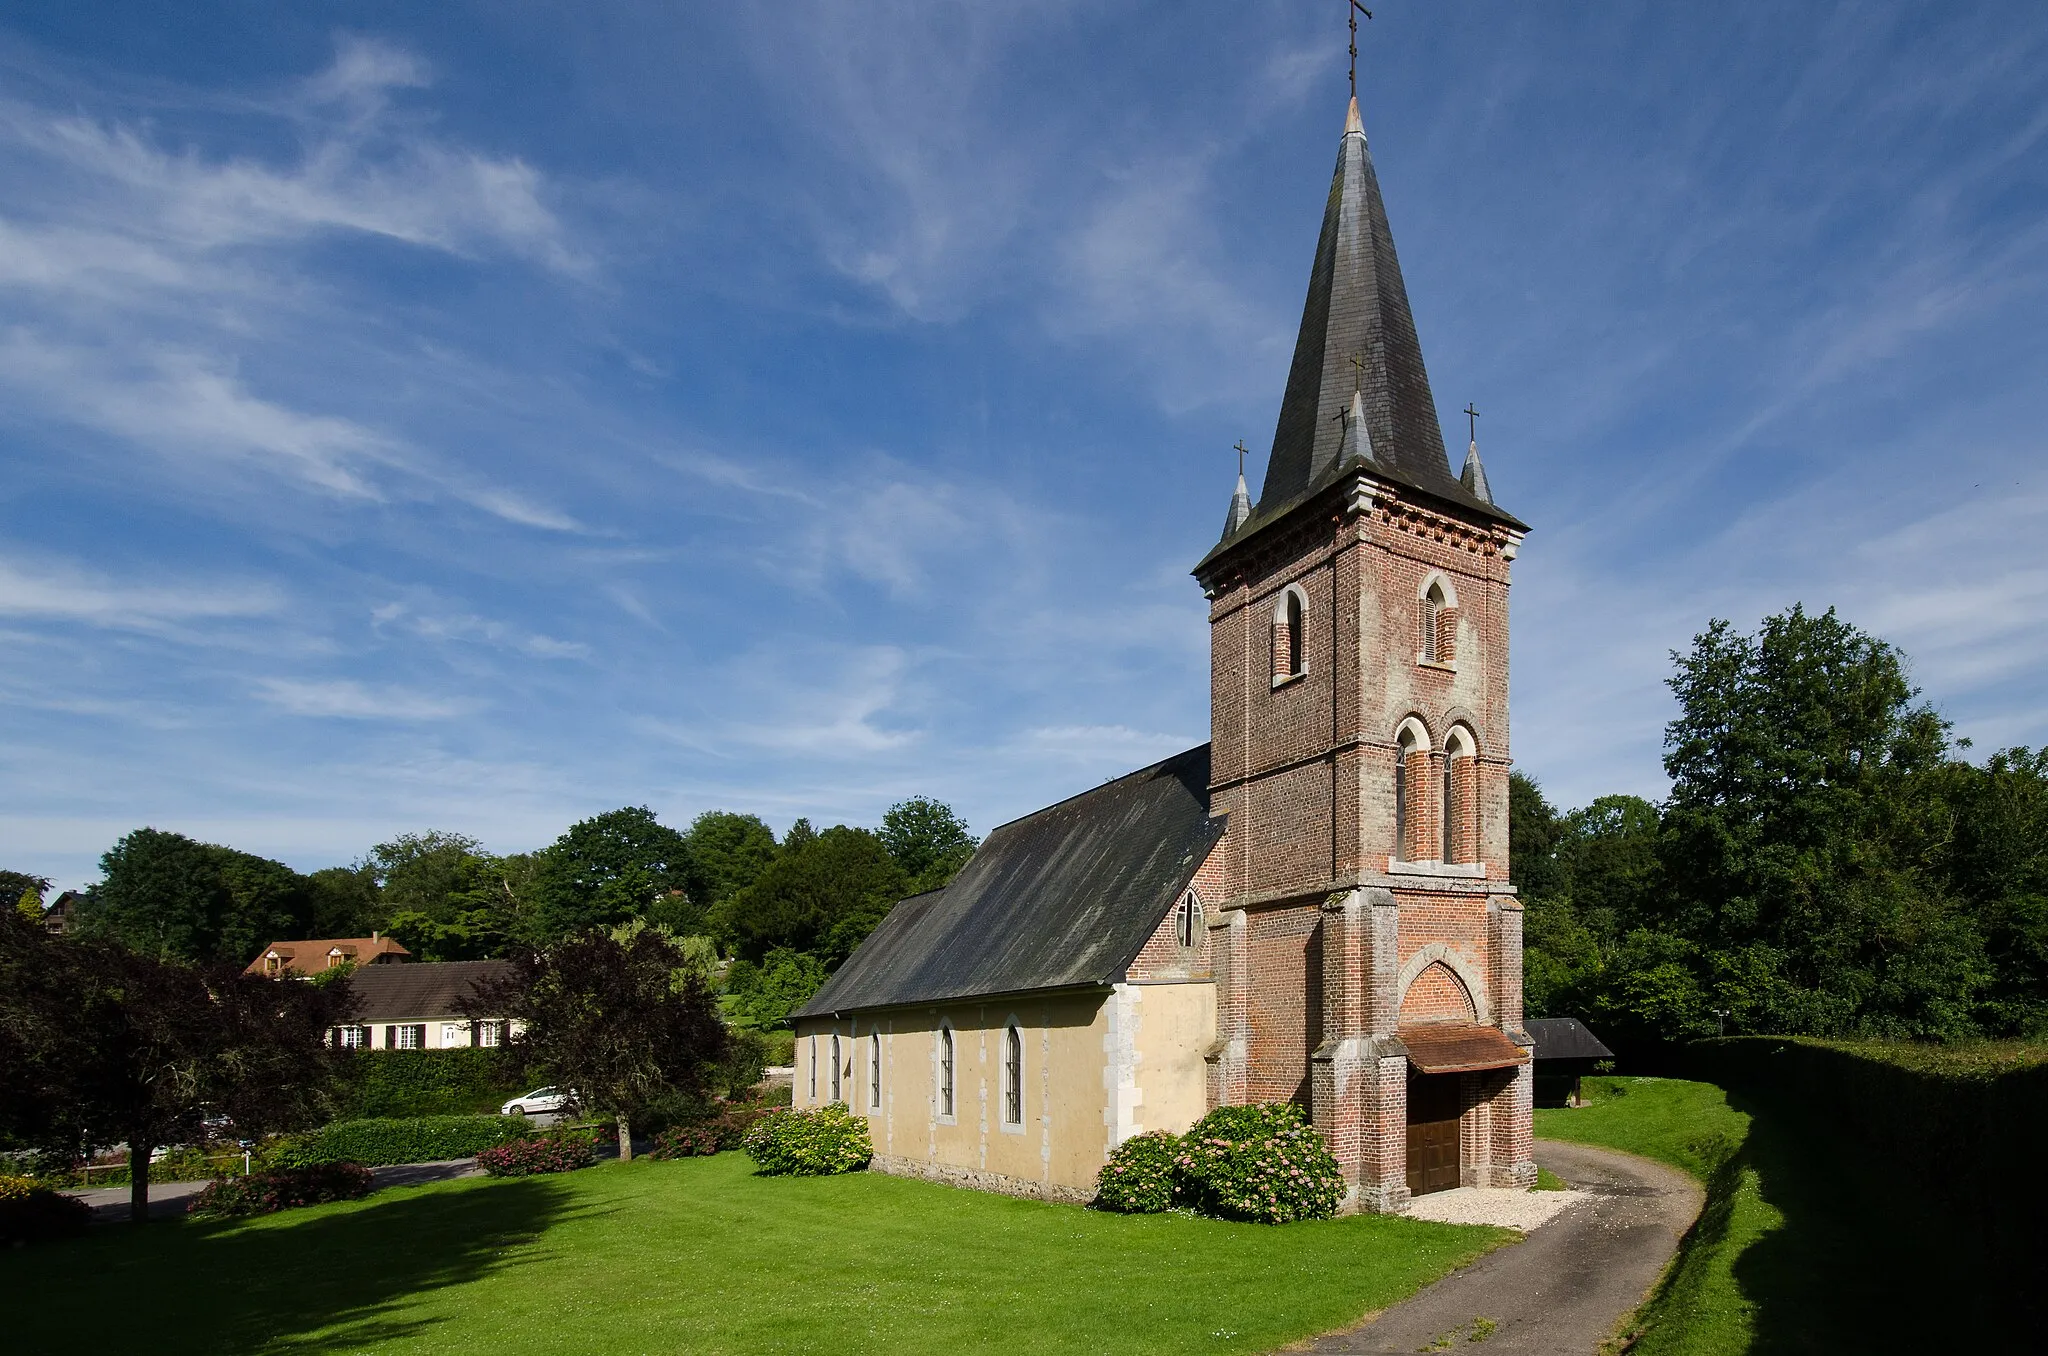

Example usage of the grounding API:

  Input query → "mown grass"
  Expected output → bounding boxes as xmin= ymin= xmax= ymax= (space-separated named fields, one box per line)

xmin=3 ymin=1152 xmax=1509 ymax=1355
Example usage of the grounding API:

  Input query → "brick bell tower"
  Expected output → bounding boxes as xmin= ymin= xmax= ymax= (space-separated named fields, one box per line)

xmin=1193 ymin=96 xmax=1533 ymax=1213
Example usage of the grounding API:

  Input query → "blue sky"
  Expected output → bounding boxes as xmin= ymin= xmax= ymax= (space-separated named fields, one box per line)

xmin=4 ymin=1 xmax=2046 ymax=891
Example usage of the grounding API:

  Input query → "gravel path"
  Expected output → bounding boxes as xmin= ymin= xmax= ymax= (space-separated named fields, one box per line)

xmin=1402 ymin=1184 xmax=1587 ymax=1231
xmin=1305 ymin=1142 xmax=1702 ymax=1355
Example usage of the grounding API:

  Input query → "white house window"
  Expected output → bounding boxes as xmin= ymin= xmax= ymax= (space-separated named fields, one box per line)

xmin=1175 ymin=888 xmax=1202 ymax=949
xmin=939 ymin=1026 xmax=955 ymax=1118
xmin=334 ymin=1025 xmax=365 ymax=1049
xmin=478 ymin=1021 xmax=504 ymax=1048
xmin=830 ymin=1033 xmax=842 ymax=1103
xmin=1003 ymin=1024 xmax=1023 ymax=1126
xmin=869 ymin=1033 xmax=882 ymax=1111
xmin=391 ymin=1024 xmax=424 ymax=1050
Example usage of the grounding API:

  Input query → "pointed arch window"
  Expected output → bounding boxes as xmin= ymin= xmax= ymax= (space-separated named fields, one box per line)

xmin=829 ymin=1033 xmax=842 ymax=1104
xmin=1420 ymin=576 xmax=1458 ymax=666
xmin=1003 ymin=1023 xmax=1023 ymax=1127
xmin=1395 ymin=720 xmax=1435 ymax=863
xmin=869 ymin=1033 xmax=882 ymax=1111
xmin=1175 ymin=887 xmax=1202 ymax=950
xmin=938 ymin=1025 xmax=956 ymax=1118
xmin=808 ymin=1034 xmax=817 ymax=1102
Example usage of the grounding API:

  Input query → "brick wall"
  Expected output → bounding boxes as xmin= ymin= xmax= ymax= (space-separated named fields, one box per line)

xmin=1245 ymin=903 xmax=1322 ymax=1105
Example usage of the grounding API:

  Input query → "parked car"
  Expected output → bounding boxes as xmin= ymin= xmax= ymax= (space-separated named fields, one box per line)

xmin=501 ymin=1087 xmax=577 ymax=1117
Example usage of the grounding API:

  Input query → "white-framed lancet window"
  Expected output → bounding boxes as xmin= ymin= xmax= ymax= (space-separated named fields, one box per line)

xmin=869 ymin=1032 xmax=882 ymax=1111
xmin=938 ymin=1023 xmax=956 ymax=1119
xmin=808 ymin=1033 xmax=818 ymax=1102
xmin=1002 ymin=1022 xmax=1024 ymax=1127
xmin=1175 ymin=887 xmax=1203 ymax=950
xmin=830 ymin=1033 xmax=842 ymax=1103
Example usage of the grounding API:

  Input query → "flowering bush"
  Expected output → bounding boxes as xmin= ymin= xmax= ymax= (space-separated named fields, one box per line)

xmin=187 ymin=1163 xmax=375 ymax=1219
xmin=742 ymin=1104 xmax=872 ymax=1176
xmin=649 ymin=1103 xmax=780 ymax=1160
xmin=476 ymin=1133 xmax=597 ymax=1177
xmin=1176 ymin=1102 xmax=1344 ymax=1224
xmin=1093 ymin=1130 xmax=1183 ymax=1213
xmin=0 ymin=1174 xmax=92 ymax=1244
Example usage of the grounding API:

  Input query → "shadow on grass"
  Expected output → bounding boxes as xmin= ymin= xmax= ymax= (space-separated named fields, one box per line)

xmin=4 ymin=1177 xmax=590 ymax=1354
xmin=1702 ymin=1089 xmax=2035 ymax=1353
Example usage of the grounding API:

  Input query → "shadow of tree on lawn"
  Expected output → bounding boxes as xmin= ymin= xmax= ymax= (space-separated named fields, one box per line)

xmin=4 ymin=1177 xmax=594 ymax=1354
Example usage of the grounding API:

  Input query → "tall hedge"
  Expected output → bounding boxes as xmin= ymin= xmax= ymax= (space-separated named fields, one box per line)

xmin=1682 ymin=1037 xmax=2047 ymax=1297
xmin=333 ymin=1049 xmax=525 ymax=1119
xmin=273 ymin=1115 xmax=532 ymax=1168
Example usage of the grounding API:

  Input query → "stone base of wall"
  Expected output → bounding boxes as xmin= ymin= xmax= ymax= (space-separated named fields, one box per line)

xmin=868 ymin=1153 xmax=1095 ymax=1205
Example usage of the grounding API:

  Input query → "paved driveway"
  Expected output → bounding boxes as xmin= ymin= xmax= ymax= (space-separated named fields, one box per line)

xmin=66 ymin=1158 xmax=485 ymax=1223
xmin=1308 ymin=1141 xmax=1703 ymax=1355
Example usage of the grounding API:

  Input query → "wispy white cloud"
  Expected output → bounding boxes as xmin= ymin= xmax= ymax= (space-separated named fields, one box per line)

xmin=370 ymin=601 xmax=589 ymax=660
xmin=253 ymin=677 xmax=471 ymax=721
xmin=0 ymin=553 xmax=282 ymax=630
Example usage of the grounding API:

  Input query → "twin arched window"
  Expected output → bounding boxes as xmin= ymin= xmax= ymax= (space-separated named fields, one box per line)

xmin=1395 ymin=720 xmax=1479 ymax=864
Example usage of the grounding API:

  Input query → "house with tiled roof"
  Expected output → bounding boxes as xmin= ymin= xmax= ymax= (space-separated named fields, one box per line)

xmin=326 ymin=959 xmax=519 ymax=1052
xmin=245 ymin=934 xmax=410 ymax=978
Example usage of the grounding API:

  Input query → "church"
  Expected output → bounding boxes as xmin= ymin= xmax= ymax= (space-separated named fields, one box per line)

xmin=792 ymin=91 xmax=1533 ymax=1215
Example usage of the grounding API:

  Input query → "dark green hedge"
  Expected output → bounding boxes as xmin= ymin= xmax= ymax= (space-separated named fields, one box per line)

xmin=274 ymin=1115 xmax=532 ymax=1168
xmin=1681 ymin=1037 xmax=2048 ymax=1289
xmin=333 ymin=1049 xmax=525 ymax=1119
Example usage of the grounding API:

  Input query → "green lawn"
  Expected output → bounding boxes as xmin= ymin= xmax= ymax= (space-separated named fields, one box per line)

xmin=4 ymin=1154 xmax=1510 ymax=1355
xmin=1536 ymin=1075 xmax=1999 ymax=1355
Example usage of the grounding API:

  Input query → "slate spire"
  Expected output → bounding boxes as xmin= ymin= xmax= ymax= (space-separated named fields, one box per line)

xmin=1461 ymin=437 xmax=1493 ymax=504
xmin=1256 ymin=96 xmax=1464 ymax=514
xmin=1222 ymin=470 xmax=1253 ymax=537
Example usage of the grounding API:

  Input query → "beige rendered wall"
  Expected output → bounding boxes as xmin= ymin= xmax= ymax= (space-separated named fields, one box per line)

xmin=794 ymin=979 xmax=1217 ymax=1202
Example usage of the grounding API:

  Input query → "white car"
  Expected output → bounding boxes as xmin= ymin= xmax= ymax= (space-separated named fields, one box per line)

xmin=501 ymin=1086 xmax=577 ymax=1117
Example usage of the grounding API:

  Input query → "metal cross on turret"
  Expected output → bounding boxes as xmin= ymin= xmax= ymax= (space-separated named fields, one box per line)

xmin=1233 ymin=440 xmax=1250 ymax=478
xmin=1348 ymin=1 xmax=1373 ymax=98
xmin=1350 ymin=351 xmax=1369 ymax=393
xmin=1464 ymin=403 xmax=1480 ymax=442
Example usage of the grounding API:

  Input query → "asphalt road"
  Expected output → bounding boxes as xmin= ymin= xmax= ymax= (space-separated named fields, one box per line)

xmin=1308 ymin=1141 xmax=1703 ymax=1355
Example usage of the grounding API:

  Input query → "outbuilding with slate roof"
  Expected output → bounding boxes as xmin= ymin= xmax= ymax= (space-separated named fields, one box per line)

xmin=793 ymin=91 xmax=1535 ymax=1212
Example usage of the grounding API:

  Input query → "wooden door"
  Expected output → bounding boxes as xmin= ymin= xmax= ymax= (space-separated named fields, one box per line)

xmin=1406 ymin=1073 xmax=1462 ymax=1196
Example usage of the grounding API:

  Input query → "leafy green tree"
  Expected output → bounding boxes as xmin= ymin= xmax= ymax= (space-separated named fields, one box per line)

xmin=1937 ymin=747 xmax=2048 ymax=1033
xmin=530 ymin=808 xmax=693 ymax=941
xmin=480 ymin=928 xmax=729 ymax=1161
xmin=879 ymin=796 xmax=978 ymax=892
xmin=1660 ymin=605 xmax=1984 ymax=1038
xmin=724 ymin=947 xmax=830 ymax=1029
xmin=1561 ymin=795 xmax=1664 ymax=943
xmin=304 ymin=865 xmax=381 ymax=937
xmin=74 ymin=829 xmax=312 ymax=966
xmin=366 ymin=831 xmax=513 ymax=960
xmin=1507 ymin=772 xmax=1569 ymax=903
xmin=682 ymin=812 xmax=779 ymax=914
xmin=711 ymin=826 xmax=908 ymax=965
xmin=4 ymin=871 xmax=51 ymax=924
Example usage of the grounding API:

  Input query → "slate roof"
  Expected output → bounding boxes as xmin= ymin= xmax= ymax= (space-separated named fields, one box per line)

xmin=795 ymin=745 xmax=1225 ymax=1017
xmin=344 ymin=959 xmax=516 ymax=1023
xmin=1199 ymin=97 xmax=1522 ymax=575
xmin=1524 ymin=1017 xmax=1615 ymax=1062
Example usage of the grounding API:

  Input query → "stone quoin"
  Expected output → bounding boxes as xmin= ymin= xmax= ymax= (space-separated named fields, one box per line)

xmin=791 ymin=92 xmax=1534 ymax=1213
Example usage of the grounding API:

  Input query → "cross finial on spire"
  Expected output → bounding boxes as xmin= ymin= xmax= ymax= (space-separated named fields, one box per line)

xmin=1349 ymin=351 xmax=1368 ymax=394
xmin=1464 ymin=403 xmax=1480 ymax=443
xmin=1348 ymin=2 xmax=1373 ymax=99
xmin=1233 ymin=440 xmax=1250 ymax=478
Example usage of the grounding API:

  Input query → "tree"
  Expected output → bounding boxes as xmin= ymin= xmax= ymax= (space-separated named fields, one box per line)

xmin=4 ymin=871 xmax=51 ymax=924
xmin=74 ymin=829 xmax=312 ymax=966
xmin=367 ymin=831 xmax=513 ymax=961
xmin=530 ymin=808 xmax=693 ymax=941
xmin=711 ymin=826 xmax=908 ymax=965
xmin=0 ymin=909 xmax=349 ymax=1222
xmin=681 ymin=812 xmax=779 ymax=914
xmin=879 ymin=797 xmax=978 ymax=893
xmin=480 ymin=929 xmax=729 ymax=1161
xmin=1660 ymin=605 xmax=1983 ymax=1038
xmin=724 ymin=947 xmax=829 ymax=1029
xmin=305 ymin=865 xmax=381 ymax=937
